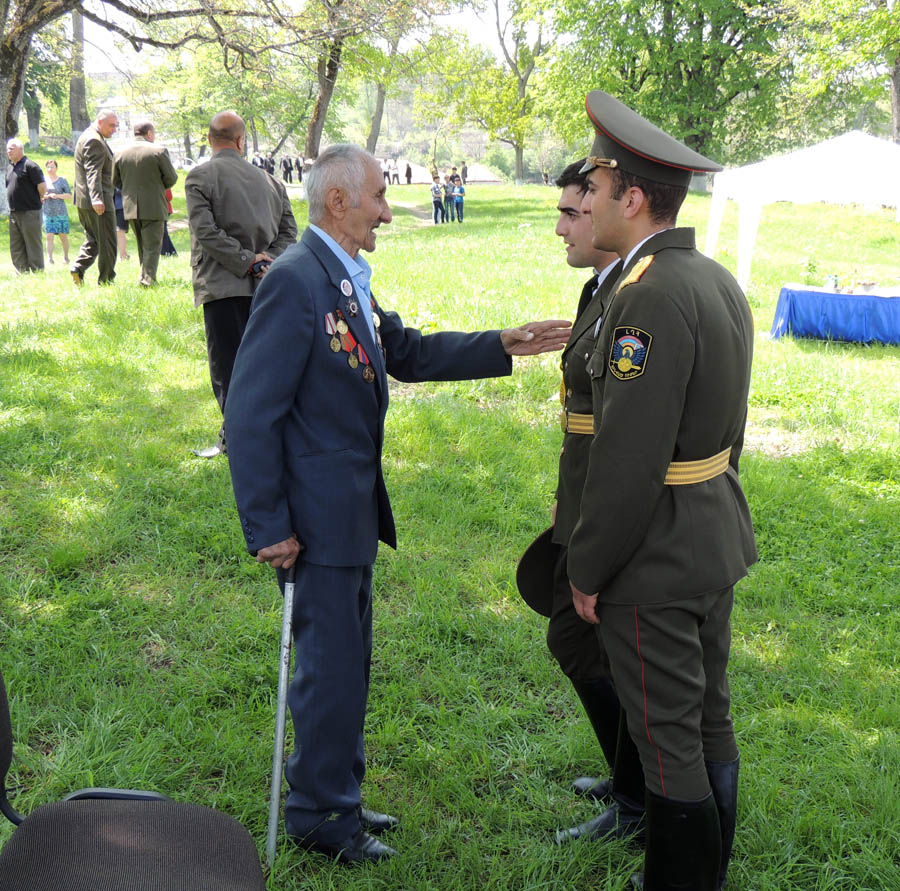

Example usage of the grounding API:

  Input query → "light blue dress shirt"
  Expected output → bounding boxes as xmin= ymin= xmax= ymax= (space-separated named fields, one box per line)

xmin=308 ymin=223 xmax=376 ymax=342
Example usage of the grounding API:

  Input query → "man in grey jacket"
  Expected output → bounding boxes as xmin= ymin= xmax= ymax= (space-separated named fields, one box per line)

xmin=186 ymin=110 xmax=297 ymax=457
xmin=114 ymin=120 xmax=178 ymax=286
xmin=71 ymin=108 xmax=118 ymax=285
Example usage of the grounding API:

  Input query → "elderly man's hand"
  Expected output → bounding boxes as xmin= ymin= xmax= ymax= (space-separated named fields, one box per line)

xmin=571 ymin=581 xmax=600 ymax=625
xmin=92 ymin=202 xmax=106 ymax=215
xmin=501 ymin=319 xmax=572 ymax=356
xmin=256 ymin=534 xmax=302 ymax=569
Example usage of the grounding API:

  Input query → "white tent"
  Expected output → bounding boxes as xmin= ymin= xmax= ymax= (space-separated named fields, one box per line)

xmin=705 ymin=131 xmax=900 ymax=291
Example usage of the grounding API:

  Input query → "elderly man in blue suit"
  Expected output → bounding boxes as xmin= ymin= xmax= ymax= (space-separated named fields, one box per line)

xmin=225 ymin=143 xmax=571 ymax=865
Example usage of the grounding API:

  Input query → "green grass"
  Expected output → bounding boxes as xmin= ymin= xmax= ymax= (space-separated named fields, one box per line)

xmin=1 ymin=171 xmax=899 ymax=889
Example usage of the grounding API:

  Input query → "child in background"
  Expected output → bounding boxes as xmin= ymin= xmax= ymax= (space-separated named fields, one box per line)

xmin=453 ymin=180 xmax=465 ymax=223
xmin=430 ymin=176 xmax=445 ymax=224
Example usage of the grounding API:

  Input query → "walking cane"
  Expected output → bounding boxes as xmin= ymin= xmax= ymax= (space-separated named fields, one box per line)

xmin=266 ymin=562 xmax=296 ymax=870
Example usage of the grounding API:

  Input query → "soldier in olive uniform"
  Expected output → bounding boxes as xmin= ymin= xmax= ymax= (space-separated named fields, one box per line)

xmin=519 ymin=159 xmax=652 ymax=845
xmin=564 ymin=92 xmax=756 ymax=890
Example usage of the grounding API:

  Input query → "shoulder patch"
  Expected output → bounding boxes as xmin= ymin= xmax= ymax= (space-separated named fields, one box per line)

xmin=608 ymin=326 xmax=652 ymax=380
xmin=615 ymin=254 xmax=654 ymax=294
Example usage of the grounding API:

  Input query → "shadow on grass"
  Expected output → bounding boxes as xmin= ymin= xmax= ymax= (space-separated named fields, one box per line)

xmin=770 ymin=333 xmax=900 ymax=361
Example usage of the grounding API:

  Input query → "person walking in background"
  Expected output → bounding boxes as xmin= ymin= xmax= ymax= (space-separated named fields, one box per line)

xmin=71 ymin=108 xmax=119 ymax=285
xmin=41 ymin=159 xmax=71 ymax=264
xmin=430 ymin=175 xmax=445 ymax=224
xmin=281 ymin=155 xmax=293 ymax=183
xmin=404 ymin=162 xmax=412 ymax=185
xmin=113 ymin=187 xmax=130 ymax=260
xmin=5 ymin=138 xmax=46 ymax=273
xmin=295 ymin=155 xmax=304 ymax=183
xmin=113 ymin=119 xmax=178 ymax=287
xmin=442 ymin=174 xmax=455 ymax=223
xmin=461 ymin=161 xmax=468 ymax=185
xmin=185 ymin=110 xmax=297 ymax=459
xmin=453 ymin=179 xmax=465 ymax=223
xmin=389 ymin=159 xmax=399 ymax=184
xmin=160 ymin=188 xmax=177 ymax=257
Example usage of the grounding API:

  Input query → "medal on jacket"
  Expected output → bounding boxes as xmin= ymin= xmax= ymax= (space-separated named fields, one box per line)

xmin=325 ymin=312 xmax=341 ymax=351
xmin=358 ymin=344 xmax=375 ymax=382
xmin=370 ymin=298 xmax=384 ymax=359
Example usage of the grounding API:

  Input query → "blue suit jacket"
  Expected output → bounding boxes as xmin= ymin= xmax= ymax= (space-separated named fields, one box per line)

xmin=225 ymin=227 xmax=512 ymax=566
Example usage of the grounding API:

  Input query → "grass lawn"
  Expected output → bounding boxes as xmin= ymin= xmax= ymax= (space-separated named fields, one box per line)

xmin=1 ymin=154 xmax=899 ymax=889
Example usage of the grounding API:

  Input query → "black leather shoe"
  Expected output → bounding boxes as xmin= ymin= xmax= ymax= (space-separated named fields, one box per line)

xmin=293 ymin=828 xmax=396 ymax=864
xmin=359 ymin=807 xmax=399 ymax=835
xmin=555 ymin=799 xmax=646 ymax=845
xmin=191 ymin=443 xmax=226 ymax=458
xmin=573 ymin=775 xmax=613 ymax=802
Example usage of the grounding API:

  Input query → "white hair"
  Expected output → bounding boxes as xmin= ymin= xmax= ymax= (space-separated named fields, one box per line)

xmin=97 ymin=108 xmax=117 ymax=122
xmin=6 ymin=138 xmax=24 ymax=150
xmin=306 ymin=144 xmax=377 ymax=225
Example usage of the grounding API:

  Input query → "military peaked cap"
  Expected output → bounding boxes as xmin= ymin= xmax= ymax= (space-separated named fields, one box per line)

xmin=581 ymin=90 xmax=722 ymax=188
xmin=515 ymin=527 xmax=559 ymax=617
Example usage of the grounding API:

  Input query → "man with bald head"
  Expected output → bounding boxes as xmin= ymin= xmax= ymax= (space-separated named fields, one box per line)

xmin=185 ymin=110 xmax=297 ymax=458
xmin=71 ymin=108 xmax=119 ymax=285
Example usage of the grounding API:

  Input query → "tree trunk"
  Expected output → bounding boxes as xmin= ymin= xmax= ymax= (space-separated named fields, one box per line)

xmin=69 ymin=9 xmax=90 ymax=140
xmin=0 ymin=35 xmax=32 ymax=215
xmin=891 ymin=52 xmax=900 ymax=145
xmin=249 ymin=117 xmax=259 ymax=154
xmin=2 ymin=37 xmax=29 ymax=139
xmin=305 ymin=38 xmax=343 ymax=159
xmin=183 ymin=130 xmax=193 ymax=160
xmin=24 ymin=88 xmax=40 ymax=148
xmin=514 ymin=143 xmax=524 ymax=184
xmin=366 ymin=82 xmax=386 ymax=154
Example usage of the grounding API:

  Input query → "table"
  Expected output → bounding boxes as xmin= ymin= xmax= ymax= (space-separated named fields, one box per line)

xmin=770 ymin=284 xmax=900 ymax=345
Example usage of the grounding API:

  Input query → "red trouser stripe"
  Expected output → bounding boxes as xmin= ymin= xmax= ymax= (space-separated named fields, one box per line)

xmin=634 ymin=605 xmax=666 ymax=795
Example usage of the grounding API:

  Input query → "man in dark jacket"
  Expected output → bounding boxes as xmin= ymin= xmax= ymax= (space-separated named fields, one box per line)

xmin=225 ymin=143 xmax=571 ymax=865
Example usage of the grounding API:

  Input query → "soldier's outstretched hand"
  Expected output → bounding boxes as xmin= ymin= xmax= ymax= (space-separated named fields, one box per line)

xmin=501 ymin=319 xmax=572 ymax=356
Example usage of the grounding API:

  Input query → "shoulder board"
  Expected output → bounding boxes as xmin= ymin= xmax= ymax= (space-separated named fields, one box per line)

xmin=616 ymin=254 xmax=654 ymax=294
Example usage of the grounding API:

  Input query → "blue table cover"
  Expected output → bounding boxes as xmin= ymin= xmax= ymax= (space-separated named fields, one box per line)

xmin=770 ymin=285 xmax=900 ymax=345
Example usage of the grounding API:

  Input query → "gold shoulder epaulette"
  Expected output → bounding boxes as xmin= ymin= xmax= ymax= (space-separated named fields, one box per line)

xmin=616 ymin=254 xmax=654 ymax=293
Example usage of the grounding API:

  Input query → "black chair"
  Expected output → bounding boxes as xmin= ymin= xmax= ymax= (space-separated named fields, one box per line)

xmin=0 ymin=668 xmax=266 ymax=890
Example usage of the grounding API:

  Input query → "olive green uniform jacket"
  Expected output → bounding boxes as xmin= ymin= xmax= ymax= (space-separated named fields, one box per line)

xmin=553 ymin=263 xmax=621 ymax=548
xmin=565 ymin=228 xmax=757 ymax=605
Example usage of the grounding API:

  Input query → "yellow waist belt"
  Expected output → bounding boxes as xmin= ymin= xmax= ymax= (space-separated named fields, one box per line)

xmin=560 ymin=412 xmax=731 ymax=485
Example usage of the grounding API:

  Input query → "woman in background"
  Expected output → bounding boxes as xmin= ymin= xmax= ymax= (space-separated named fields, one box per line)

xmin=41 ymin=159 xmax=71 ymax=264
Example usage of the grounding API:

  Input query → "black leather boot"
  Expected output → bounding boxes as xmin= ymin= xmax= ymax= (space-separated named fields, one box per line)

xmin=569 ymin=676 xmax=621 ymax=802
xmin=556 ymin=711 xmax=646 ymax=844
xmin=706 ymin=756 xmax=739 ymax=889
xmin=635 ymin=790 xmax=721 ymax=891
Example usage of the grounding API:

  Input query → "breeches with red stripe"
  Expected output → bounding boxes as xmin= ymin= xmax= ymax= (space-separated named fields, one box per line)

xmin=597 ymin=586 xmax=738 ymax=800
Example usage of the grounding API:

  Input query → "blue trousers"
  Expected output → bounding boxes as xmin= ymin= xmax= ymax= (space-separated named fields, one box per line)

xmin=444 ymin=196 xmax=455 ymax=222
xmin=281 ymin=561 xmax=373 ymax=844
